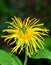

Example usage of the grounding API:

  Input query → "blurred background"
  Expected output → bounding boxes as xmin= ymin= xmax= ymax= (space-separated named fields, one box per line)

xmin=0 ymin=0 xmax=51 ymax=65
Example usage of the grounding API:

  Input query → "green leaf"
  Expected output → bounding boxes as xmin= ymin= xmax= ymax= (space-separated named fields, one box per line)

xmin=0 ymin=50 xmax=22 ymax=65
xmin=45 ymin=37 xmax=51 ymax=51
xmin=29 ymin=49 xmax=51 ymax=59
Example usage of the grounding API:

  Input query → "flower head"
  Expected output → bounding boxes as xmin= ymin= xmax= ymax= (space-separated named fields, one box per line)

xmin=2 ymin=16 xmax=49 ymax=55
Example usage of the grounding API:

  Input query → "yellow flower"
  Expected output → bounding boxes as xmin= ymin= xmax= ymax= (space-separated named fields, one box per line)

xmin=2 ymin=16 xmax=49 ymax=55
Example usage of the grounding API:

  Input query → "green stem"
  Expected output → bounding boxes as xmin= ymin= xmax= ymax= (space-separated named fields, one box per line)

xmin=24 ymin=53 xmax=28 ymax=65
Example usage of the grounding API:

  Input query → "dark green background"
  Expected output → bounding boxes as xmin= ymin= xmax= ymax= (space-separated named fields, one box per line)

xmin=0 ymin=0 xmax=51 ymax=65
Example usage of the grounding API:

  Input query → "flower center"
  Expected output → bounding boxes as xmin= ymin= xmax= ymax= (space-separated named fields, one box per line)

xmin=18 ymin=26 xmax=34 ymax=40
xmin=22 ymin=25 xmax=26 ymax=34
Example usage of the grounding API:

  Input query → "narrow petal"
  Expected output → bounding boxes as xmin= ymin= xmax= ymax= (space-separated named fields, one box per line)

xmin=25 ymin=17 xmax=30 ymax=27
xmin=14 ymin=16 xmax=22 ymax=28
xmin=34 ymin=23 xmax=44 ymax=27
xmin=31 ymin=38 xmax=37 ymax=53
xmin=6 ymin=22 xmax=19 ymax=29
xmin=11 ymin=17 xmax=17 ymax=25
xmin=33 ymin=36 xmax=44 ymax=49
xmin=29 ymin=18 xmax=37 ymax=26
xmin=3 ymin=29 xmax=18 ymax=33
